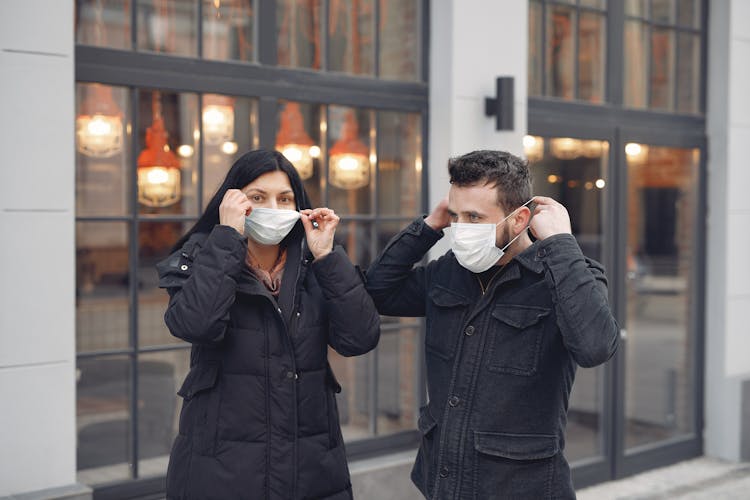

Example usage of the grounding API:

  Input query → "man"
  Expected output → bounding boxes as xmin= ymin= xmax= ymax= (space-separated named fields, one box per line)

xmin=365 ymin=150 xmax=619 ymax=499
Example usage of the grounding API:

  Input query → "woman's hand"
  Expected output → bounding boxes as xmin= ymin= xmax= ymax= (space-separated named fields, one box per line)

xmin=219 ymin=189 xmax=252 ymax=235
xmin=300 ymin=208 xmax=340 ymax=260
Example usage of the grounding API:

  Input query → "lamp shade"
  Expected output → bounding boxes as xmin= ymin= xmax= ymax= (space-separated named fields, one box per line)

xmin=329 ymin=111 xmax=370 ymax=190
xmin=76 ymin=84 xmax=124 ymax=158
xmin=202 ymin=94 xmax=235 ymax=146
xmin=276 ymin=102 xmax=315 ymax=180
xmin=137 ymin=93 xmax=181 ymax=207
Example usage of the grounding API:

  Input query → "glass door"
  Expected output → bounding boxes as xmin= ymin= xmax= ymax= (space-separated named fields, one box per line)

xmin=621 ymin=143 xmax=702 ymax=454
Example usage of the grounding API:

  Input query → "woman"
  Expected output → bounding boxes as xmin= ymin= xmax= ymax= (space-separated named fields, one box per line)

xmin=157 ymin=149 xmax=380 ymax=499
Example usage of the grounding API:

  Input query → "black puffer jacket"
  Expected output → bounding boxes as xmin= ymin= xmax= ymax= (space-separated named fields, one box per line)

xmin=157 ymin=223 xmax=380 ymax=500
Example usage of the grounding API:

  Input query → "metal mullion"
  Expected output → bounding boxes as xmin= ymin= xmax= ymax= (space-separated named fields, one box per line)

xmin=131 ymin=0 xmax=137 ymax=51
xmin=77 ymin=348 xmax=137 ymax=359
xmin=421 ymin=0 xmax=430 ymax=83
xmin=541 ymin=0 xmax=548 ymax=96
xmin=322 ymin=0 xmax=329 ymax=71
xmin=136 ymin=214 xmax=200 ymax=222
xmin=257 ymin=0 xmax=277 ymax=66
xmin=574 ymin=7 xmax=580 ymax=100
xmin=76 ymin=216 xmax=136 ymax=222
xmin=369 ymin=344 xmax=378 ymax=436
xmin=198 ymin=93 xmax=205 ymax=213
xmin=607 ymin=0 xmax=624 ymax=105
xmin=139 ymin=343 xmax=192 ymax=353
xmin=197 ymin=0 xmax=203 ymax=58
xmin=373 ymin=0 xmax=380 ymax=78
xmin=129 ymin=85 xmax=140 ymax=479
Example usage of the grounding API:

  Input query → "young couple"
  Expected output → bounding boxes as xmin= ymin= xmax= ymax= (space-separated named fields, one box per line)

xmin=158 ymin=149 xmax=619 ymax=499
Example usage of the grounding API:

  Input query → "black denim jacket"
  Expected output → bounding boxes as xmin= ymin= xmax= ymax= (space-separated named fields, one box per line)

xmin=365 ymin=218 xmax=619 ymax=500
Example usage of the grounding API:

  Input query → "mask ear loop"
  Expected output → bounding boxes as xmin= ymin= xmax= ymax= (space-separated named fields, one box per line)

xmin=498 ymin=198 xmax=535 ymax=251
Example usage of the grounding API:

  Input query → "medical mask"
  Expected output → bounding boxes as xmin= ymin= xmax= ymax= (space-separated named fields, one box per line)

xmin=244 ymin=207 xmax=301 ymax=245
xmin=449 ymin=199 xmax=533 ymax=273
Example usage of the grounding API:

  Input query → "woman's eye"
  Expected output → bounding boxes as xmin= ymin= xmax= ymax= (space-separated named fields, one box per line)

xmin=251 ymin=195 xmax=263 ymax=202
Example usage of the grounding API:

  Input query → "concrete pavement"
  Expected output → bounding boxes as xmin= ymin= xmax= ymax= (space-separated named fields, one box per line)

xmin=577 ymin=457 xmax=750 ymax=500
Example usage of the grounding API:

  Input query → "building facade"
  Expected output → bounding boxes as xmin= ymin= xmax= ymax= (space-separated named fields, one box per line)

xmin=1 ymin=1 xmax=748 ymax=499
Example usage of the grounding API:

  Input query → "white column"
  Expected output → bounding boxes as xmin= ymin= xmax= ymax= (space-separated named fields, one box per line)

xmin=429 ymin=0 xmax=528 ymax=256
xmin=705 ymin=0 xmax=750 ymax=462
xmin=0 ymin=1 xmax=84 ymax=496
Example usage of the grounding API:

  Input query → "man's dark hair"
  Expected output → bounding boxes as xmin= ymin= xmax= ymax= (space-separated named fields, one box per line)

xmin=448 ymin=150 xmax=532 ymax=213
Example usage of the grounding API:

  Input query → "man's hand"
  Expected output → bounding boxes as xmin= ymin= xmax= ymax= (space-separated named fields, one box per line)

xmin=219 ymin=189 xmax=252 ymax=235
xmin=424 ymin=197 xmax=451 ymax=231
xmin=529 ymin=196 xmax=572 ymax=240
xmin=300 ymin=207 xmax=340 ymax=260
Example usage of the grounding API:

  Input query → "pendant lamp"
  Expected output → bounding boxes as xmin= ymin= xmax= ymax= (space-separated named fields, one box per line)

xmin=137 ymin=92 xmax=181 ymax=207
xmin=202 ymin=94 xmax=235 ymax=146
xmin=76 ymin=84 xmax=124 ymax=158
xmin=329 ymin=111 xmax=370 ymax=190
xmin=276 ymin=102 xmax=316 ymax=180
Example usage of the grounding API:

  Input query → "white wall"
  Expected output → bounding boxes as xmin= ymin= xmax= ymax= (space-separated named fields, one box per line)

xmin=0 ymin=0 xmax=78 ymax=495
xmin=705 ymin=0 xmax=750 ymax=462
xmin=429 ymin=0 xmax=528 ymax=246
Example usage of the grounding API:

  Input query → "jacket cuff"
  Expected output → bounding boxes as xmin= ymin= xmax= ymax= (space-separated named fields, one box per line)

xmin=205 ymin=224 xmax=248 ymax=277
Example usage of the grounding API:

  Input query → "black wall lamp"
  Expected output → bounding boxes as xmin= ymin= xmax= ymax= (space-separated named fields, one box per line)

xmin=484 ymin=76 xmax=514 ymax=130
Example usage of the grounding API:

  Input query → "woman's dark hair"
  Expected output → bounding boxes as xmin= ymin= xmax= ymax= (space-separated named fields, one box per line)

xmin=171 ymin=149 xmax=311 ymax=252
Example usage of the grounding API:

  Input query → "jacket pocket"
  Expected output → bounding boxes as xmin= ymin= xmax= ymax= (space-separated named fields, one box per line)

xmin=412 ymin=406 xmax=439 ymax=498
xmin=486 ymin=304 xmax=551 ymax=376
xmin=425 ymin=285 xmax=470 ymax=361
xmin=472 ymin=431 xmax=558 ymax=500
xmin=176 ymin=363 xmax=221 ymax=456
xmin=325 ymin=363 xmax=343 ymax=449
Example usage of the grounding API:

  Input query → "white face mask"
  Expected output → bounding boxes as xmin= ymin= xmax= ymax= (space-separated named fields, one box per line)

xmin=449 ymin=199 xmax=533 ymax=273
xmin=244 ymin=207 xmax=301 ymax=245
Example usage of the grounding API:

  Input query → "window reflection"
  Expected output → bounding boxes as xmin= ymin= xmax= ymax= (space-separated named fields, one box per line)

xmin=546 ymin=4 xmax=575 ymax=99
xmin=329 ymin=0 xmax=374 ymax=76
xmin=77 ymin=356 xmax=132 ymax=484
xmin=379 ymin=0 xmax=420 ymax=81
xmin=624 ymin=145 xmax=698 ymax=450
xmin=277 ymin=0 xmax=322 ymax=69
xmin=328 ymin=106 xmax=373 ymax=215
xmin=202 ymin=0 xmax=254 ymax=62
xmin=76 ymin=222 xmax=131 ymax=353
xmin=202 ymin=95 xmax=258 ymax=209
xmin=137 ymin=90 xmax=199 ymax=215
xmin=136 ymin=0 xmax=198 ymax=56
xmin=76 ymin=84 xmax=131 ymax=217
xmin=377 ymin=111 xmax=421 ymax=217
xmin=76 ymin=0 xmax=132 ymax=50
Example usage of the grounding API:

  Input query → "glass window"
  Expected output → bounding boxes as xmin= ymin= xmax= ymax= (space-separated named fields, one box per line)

xmin=379 ymin=0 xmax=420 ymax=81
xmin=76 ymin=355 xmax=132 ymax=484
xmin=202 ymin=94 xmax=259 ymax=208
xmin=624 ymin=0 xmax=703 ymax=113
xmin=137 ymin=89 xmax=199 ymax=216
xmin=329 ymin=0 xmax=374 ymax=76
xmin=136 ymin=0 xmax=198 ymax=56
xmin=623 ymin=144 xmax=699 ymax=450
xmin=76 ymin=222 xmax=131 ymax=353
xmin=377 ymin=111 xmax=422 ymax=217
xmin=526 ymin=134 xmax=610 ymax=462
xmin=76 ymin=0 xmax=133 ymax=50
xmin=275 ymin=100 xmax=323 ymax=206
xmin=202 ymin=0 xmax=255 ymax=62
xmin=531 ymin=0 xmax=607 ymax=102
xmin=76 ymin=83 xmax=132 ymax=217
xmin=327 ymin=105 xmax=373 ymax=216
xmin=276 ymin=0 xmax=322 ymax=69
xmin=137 ymin=350 xmax=190 ymax=477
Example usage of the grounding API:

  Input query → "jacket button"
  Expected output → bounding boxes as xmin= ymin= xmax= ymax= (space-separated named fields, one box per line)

xmin=464 ymin=325 xmax=475 ymax=336
xmin=537 ymin=248 xmax=547 ymax=258
xmin=286 ymin=371 xmax=296 ymax=379
xmin=439 ymin=467 xmax=449 ymax=478
xmin=180 ymin=264 xmax=188 ymax=271
xmin=448 ymin=396 xmax=460 ymax=407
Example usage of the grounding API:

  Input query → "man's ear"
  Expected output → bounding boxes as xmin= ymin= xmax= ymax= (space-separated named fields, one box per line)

xmin=514 ymin=206 xmax=532 ymax=229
